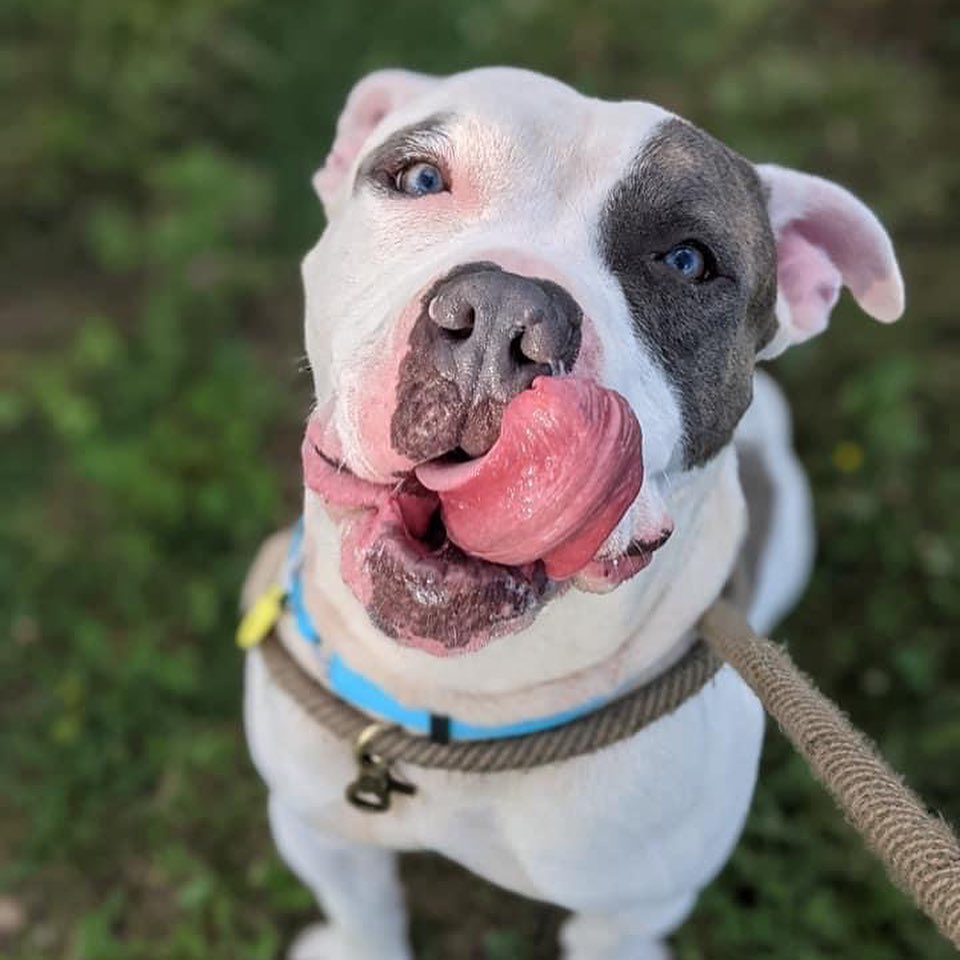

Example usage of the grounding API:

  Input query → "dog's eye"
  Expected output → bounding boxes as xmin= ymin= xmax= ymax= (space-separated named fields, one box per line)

xmin=395 ymin=161 xmax=447 ymax=197
xmin=660 ymin=243 xmax=714 ymax=282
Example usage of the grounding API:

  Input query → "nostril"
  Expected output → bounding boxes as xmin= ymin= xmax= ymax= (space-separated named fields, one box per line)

xmin=514 ymin=319 xmax=559 ymax=368
xmin=430 ymin=294 xmax=475 ymax=340
xmin=510 ymin=332 xmax=529 ymax=367
xmin=445 ymin=306 xmax=474 ymax=341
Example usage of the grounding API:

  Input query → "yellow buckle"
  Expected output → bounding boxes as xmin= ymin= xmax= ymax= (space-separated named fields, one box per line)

xmin=236 ymin=585 xmax=285 ymax=649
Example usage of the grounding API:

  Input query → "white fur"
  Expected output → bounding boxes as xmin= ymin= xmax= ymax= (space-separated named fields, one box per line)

xmin=734 ymin=371 xmax=816 ymax=634
xmin=246 ymin=67 xmax=902 ymax=958
xmin=246 ymin=644 xmax=763 ymax=960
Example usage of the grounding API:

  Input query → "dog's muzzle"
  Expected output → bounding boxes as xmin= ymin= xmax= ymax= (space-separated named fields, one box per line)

xmin=391 ymin=262 xmax=583 ymax=461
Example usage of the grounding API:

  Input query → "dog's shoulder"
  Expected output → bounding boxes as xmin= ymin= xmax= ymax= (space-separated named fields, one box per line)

xmin=733 ymin=372 xmax=815 ymax=632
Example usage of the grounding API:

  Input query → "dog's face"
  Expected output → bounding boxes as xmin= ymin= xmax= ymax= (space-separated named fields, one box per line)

xmin=301 ymin=67 xmax=903 ymax=657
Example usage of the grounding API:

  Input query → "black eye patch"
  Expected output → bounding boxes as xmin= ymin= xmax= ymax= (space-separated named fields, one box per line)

xmin=598 ymin=118 xmax=777 ymax=468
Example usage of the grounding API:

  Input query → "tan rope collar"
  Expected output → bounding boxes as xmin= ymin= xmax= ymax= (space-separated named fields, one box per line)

xmin=259 ymin=628 xmax=723 ymax=772
xmin=257 ymin=598 xmax=960 ymax=948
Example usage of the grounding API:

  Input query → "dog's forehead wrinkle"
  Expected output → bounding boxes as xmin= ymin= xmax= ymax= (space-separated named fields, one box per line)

xmin=375 ymin=73 xmax=672 ymax=195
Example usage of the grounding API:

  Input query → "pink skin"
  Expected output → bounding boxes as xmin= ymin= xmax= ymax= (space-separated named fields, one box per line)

xmin=350 ymin=296 xmax=422 ymax=479
xmin=574 ymin=528 xmax=674 ymax=594
xmin=415 ymin=377 xmax=644 ymax=577
xmin=304 ymin=374 xmax=666 ymax=655
xmin=576 ymin=319 xmax=604 ymax=383
xmin=303 ymin=420 xmax=553 ymax=657
xmin=309 ymin=400 xmax=345 ymax=463
xmin=311 ymin=254 xmax=669 ymax=655
xmin=776 ymin=229 xmax=841 ymax=340
xmin=347 ymin=253 xmax=607 ymax=482
xmin=780 ymin=185 xmax=893 ymax=308
xmin=303 ymin=419 xmax=435 ymax=520
xmin=761 ymin=165 xmax=904 ymax=331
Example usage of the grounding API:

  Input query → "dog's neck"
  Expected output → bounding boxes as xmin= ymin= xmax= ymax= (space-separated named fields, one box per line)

xmin=292 ymin=447 xmax=746 ymax=726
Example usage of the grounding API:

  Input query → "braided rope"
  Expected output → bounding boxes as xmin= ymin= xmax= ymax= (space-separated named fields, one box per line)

xmin=253 ymin=546 xmax=960 ymax=948
xmin=700 ymin=599 xmax=960 ymax=949
xmin=258 ymin=630 xmax=722 ymax=771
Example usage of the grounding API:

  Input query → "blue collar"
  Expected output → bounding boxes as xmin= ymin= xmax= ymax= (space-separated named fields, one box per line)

xmin=285 ymin=520 xmax=608 ymax=744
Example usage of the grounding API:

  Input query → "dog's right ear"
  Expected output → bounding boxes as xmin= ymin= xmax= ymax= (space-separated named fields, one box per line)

xmin=755 ymin=164 xmax=905 ymax=359
xmin=314 ymin=69 xmax=439 ymax=216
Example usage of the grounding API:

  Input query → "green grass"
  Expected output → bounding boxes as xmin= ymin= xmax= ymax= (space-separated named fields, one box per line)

xmin=1 ymin=0 xmax=958 ymax=956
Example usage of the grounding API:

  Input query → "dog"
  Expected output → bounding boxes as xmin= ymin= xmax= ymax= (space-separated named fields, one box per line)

xmin=242 ymin=67 xmax=904 ymax=960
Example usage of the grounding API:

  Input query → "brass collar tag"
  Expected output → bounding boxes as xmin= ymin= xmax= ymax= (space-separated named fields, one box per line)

xmin=345 ymin=723 xmax=418 ymax=812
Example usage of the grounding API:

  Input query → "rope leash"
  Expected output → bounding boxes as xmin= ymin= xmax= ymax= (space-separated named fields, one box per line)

xmin=254 ymin=587 xmax=960 ymax=948
xmin=699 ymin=599 xmax=960 ymax=949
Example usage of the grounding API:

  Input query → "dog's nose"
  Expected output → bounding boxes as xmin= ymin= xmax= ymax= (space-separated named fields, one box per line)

xmin=424 ymin=264 xmax=583 ymax=456
xmin=428 ymin=266 xmax=582 ymax=384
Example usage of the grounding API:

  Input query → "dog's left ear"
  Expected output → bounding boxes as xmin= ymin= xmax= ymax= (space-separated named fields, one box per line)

xmin=756 ymin=164 xmax=905 ymax=359
xmin=314 ymin=69 xmax=440 ymax=216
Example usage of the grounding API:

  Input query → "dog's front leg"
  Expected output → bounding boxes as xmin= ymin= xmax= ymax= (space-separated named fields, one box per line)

xmin=560 ymin=893 xmax=696 ymax=960
xmin=268 ymin=795 xmax=412 ymax=960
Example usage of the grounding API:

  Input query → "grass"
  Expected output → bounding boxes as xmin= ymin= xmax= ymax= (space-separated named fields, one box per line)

xmin=1 ymin=0 xmax=958 ymax=956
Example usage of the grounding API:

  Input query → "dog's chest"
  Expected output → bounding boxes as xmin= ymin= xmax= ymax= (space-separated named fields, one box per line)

xmin=245 ymin=644 xmax=765 ymax=903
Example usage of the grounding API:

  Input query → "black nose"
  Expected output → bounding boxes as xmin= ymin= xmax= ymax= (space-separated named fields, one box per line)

xmin=391 ymin=263 xmax=583 ymax=462
xmin=428 ymin=263 xmax=582 ymax=380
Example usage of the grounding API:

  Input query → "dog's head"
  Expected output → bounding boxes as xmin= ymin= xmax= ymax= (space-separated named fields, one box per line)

xmin=301 ymin=67 xmax=903 ymax=657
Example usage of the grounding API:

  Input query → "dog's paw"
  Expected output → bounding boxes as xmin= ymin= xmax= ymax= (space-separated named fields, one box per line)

xmin=561 ymin=913 xmax=673 ymax=960
xmin=562 ymin=937 xmax=670 ymax=960
xmin=626 ymin=944 xmax=671 ymax=960
xmin=288 ymin=923 xmax=336 ymax=960
xmin=288 ymin=922 xmax=411 ymax=960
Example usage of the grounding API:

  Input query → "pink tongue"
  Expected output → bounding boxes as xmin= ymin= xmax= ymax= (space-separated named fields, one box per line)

xmin=416 ymin=377 xmax=643 ymax=579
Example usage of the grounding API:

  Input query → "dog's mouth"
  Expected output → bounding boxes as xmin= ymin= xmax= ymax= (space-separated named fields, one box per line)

xmin=303 ymin=377 xmax=667 ymax=655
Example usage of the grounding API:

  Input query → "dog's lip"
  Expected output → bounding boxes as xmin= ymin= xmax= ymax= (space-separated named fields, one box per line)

xmin=304 ymin=427 xmax=672 ymax=647
xmin=625 ymin=528 xmax=673 ymax=556
xmin=312 ymin=440 xmax=445 ymax=489
xmin=312 ymin=443 xmax=365 ymax=486
xmin=304 ymin=435 xmax=556 ymax=654
xmin=303 ymin=425 xmax=419 ymax=512
xmin=365 ymin=524 xmax=555 ymax=654
xmin=305 ymin=435 xmax=672 ymax=574
xmin=313 ymin=443 xmax=338 ymax=468
xmin=312 ymin=443 xmax=368 ymax=479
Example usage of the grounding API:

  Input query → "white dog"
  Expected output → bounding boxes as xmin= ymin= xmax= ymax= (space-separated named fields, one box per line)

xmin=242 ymin=67 xmax=904 ymax=960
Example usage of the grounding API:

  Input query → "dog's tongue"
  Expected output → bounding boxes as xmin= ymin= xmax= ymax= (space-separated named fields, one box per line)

xmin=416 ymin=377 xmax=643 ymax=579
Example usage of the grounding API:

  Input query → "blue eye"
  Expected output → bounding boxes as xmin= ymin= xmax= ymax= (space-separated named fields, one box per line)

xmin=662 ymin=243 xmax=712 ymax=281
xmin=396 ymin=161 xmax=446 ymax=197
